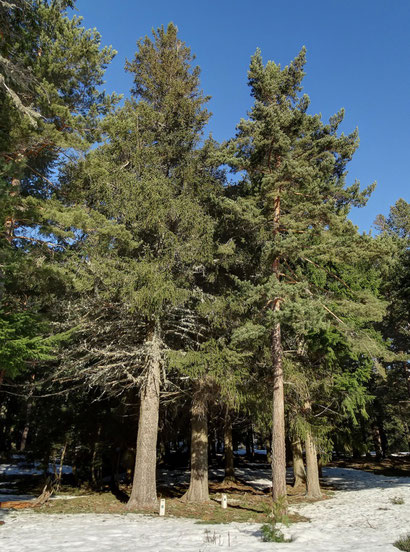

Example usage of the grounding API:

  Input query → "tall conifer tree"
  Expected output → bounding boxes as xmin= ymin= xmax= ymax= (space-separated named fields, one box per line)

xmin=0 ymin=0 xmax=116 ymax=384
xmin=59 ymin=23 xmax=219 ymax=508
xmin=224 ymin=48 xmax=383 ymax=504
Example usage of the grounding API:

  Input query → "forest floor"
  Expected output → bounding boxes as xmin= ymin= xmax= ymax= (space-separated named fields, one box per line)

xmin=328 ymin=454 xmax=410 ymax=477
xmin=1 ymin=459 xmax=410 ymax=551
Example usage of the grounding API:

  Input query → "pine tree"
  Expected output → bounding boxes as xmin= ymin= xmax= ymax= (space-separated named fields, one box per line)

xmin=0 ymin=0 xmax=117 ymax=385
xmin=224 ymin=48 xmax=385 ymax=505
xmin=372 ymin=200 xmax=410 ymax=451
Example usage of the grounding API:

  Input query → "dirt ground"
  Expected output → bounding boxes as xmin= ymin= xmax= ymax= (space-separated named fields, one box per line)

xmin=328 ymin=455 xmax=410 ymax=477
xmin=1 ymin=455 xmax=408 ymax=523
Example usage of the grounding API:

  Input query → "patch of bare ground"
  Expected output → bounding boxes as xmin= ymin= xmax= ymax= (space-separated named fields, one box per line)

xmin=33 ymin=480 xmax=311 ymax=524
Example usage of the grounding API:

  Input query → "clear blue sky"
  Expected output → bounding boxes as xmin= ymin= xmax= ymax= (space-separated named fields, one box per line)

xmin=74 ymin=0 xmax=409 ymax=232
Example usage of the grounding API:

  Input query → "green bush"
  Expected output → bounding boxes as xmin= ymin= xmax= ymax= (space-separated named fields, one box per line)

xmin=394 ymin=533 xmax=410 ymax=552
xmin=261 ymin=523 xmax=289 ymax=543
xmin=390 ymin=496 xmax=405 ymax=505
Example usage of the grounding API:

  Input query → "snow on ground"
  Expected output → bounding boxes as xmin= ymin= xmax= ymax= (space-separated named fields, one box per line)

xmin=0 ymin=460 xmax=72 ymax=476
xmin=1 ymin=467 xmax=409 ymax=551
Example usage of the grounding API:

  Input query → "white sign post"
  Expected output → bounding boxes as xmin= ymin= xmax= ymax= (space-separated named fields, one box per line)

xmin=159 ymin=498 xmax=166 ymax=516
xmin=221 ymin=494 xmax=227 ymax=509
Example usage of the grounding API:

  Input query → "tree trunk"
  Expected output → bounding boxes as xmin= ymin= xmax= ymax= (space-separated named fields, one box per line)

xmin=209 ymin=430 xmax=217 ymax=462
xmin=91 ymin=425 xmax=102 ymax=489
xmin=378 ymin=420 xmax=388 ymax=458
xmin=270 ymin=186 xmax=287 ymax=506
xmin=20 ymin=374 xmax=35 ymax=452
xmin=127 ymin=330 xmax=161 ymax=510
xmin=246 ymin=424 xmax=255 ymax=460
xmin=271 ymin=321 xmax=287 ymax=504
xmin=182 ymin=383 xmax=209 ymax=503
xmin=292 ymin=438 xmax=306 ymax=489
xmin=19 ymin=417 xmax=31 ymax=453
xmin=318 ymin=456 xmax=323 ymax=478
xmin=223 ymin=411 xmax=235 ymax=482
xmin=0 ymin=370 xmax=4 ymax=387
xmin=305 ymin=428 xmax=321 ymax=499
xmin=371 ymin=424 xmax=383 ymax=460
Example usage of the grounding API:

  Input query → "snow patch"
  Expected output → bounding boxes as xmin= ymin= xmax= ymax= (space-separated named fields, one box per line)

xmin=0 ymin=461 xmax=72 ymax=476
xmin=0 ymin=468 xmax=409 ymax=551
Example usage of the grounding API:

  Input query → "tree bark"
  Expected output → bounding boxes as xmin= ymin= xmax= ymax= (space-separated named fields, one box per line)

xmin=223 ymin=410 xmax=236 ymax=482
xmin=292 ymin=438 xmax=306 ymax=489
xmin=91 ymin=424 xmax=102 ymax=489
xmin=182 ymin=383 xmax=209 ymax=503
xmin=371 ymin=424 xmax=383 ymax=460
xmin=20 ymin=374 xmax=35 ymax=452
xmin=19 ymin=413 xmax=31 ymax=453
xmin=270 ymin=185 xmax=287 ymax=506
xmin=127 ymin=330 xmax=161 ymax=510
xmin=246 ymin=424 xmax=255 ymax=460
xmin=305 ymin=428 xmax=321 ymax=498
xmin=271 ymin=320 xmax=287 ymax=503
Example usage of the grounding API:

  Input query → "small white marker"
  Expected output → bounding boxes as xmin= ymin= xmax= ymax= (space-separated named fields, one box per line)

xmin=221 ymin=494 xmax=227 ymax=509
xmin=159 ymin=498 xmax=166 ymax=516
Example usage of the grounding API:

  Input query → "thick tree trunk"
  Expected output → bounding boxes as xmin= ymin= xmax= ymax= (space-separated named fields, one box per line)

xmin=271 ymin=321 xmax=287 ymax=504
xmin=305 ymin=428 xmax=321 ymax=499
xmin=127 ymin=331 xmax=161 ymax=510
xmin=182 ymin=384 xmax=209 ymax=503
xmin=292 ymin=438 xmax=306 ymax=489
xmin=223 ymin=411 xmax=235 ymax=482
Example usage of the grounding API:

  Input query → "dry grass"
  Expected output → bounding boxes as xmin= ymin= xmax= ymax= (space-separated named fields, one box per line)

xmin=35 ymin=480 xmax=312 ymax=524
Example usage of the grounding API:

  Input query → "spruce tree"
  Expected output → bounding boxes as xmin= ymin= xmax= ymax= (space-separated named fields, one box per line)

xmin=58 ymin=23 xmax=220 ymax=509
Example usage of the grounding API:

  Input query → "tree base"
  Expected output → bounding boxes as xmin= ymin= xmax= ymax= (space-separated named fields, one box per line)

xmin=126 ymin=497 xmax=158 ymax=511
xmin=305 ymin=490 xmax=322 ymax=499
xmin=181 ymin=487 xmax=209 ymax=503
xmin=292 ymin=478 xmax=306 ymax=490
xmin=222 ymin=475 xmax=238 ymax=485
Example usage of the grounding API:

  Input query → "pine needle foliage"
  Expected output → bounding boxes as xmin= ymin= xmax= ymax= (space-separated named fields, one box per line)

xmin=0 ymin=0 xmax=118 ymax=379
xmin=222 ymin=48 xmax=391 ymax=496
xmin=57 ymin=23 xmax=222 ymax=396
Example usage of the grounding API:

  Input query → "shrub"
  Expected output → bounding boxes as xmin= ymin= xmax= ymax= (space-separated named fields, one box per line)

xmin=260 ymin=497 xmax=292 ymax=543
xmin=394 ymin=533 xmax=410 ymax=552
xmin=261 ymin=523 xmax=290 ymax=543
xmin=390 ymin=496 xmax=405 ymax=505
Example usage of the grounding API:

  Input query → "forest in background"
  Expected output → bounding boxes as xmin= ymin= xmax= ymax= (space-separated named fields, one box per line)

xmin=0 ymin=0 xmax=409 ymax=512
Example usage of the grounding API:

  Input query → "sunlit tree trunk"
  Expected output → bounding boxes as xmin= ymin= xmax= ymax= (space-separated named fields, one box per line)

xmin=223 ymin=410 xmax=235 ymax=482
xmin=305 ymin=427 xmax=321 ymax=498
xmin=127 ymin=330 xmax=161 ymax=510
xmin=271 ymin=191 xmax=287 ymax=507
xmin=182 ymin=382 xmax=209 ymax=503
